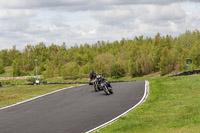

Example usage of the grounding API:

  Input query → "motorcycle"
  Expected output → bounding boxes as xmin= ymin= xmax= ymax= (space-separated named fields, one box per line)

xmin=101 ymin=81 xmax=113 ymax=95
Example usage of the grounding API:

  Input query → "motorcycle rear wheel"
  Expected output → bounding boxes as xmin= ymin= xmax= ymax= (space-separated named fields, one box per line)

xmin=93 ymin=82 xmax=98 ymax=92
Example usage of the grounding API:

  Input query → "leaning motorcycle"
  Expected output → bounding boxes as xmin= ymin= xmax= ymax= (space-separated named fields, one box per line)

xmin=101 ymin=81 xmax=113 ymax=95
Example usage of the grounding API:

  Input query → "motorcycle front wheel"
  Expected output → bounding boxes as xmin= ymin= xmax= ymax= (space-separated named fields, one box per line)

xmin=108 ymin=87 xmax=113 ymax=94
xmin=104 ymin=86 xmax=110 ymax=95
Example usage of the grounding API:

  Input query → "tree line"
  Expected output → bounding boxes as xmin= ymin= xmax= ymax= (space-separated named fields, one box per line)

xmin=0 ymin=30 xmax=200 ymax=79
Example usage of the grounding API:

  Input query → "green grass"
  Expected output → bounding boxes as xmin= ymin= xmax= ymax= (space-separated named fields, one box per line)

xmin=0 ymin=84 xmax=78 ymax=108
xmin=96 ymin=75 xmax=200 ymax=133
xmin=1 ymin=79 xmax=30 ymax=85
xmin=46 ymin=77 xmax=89 ymax=83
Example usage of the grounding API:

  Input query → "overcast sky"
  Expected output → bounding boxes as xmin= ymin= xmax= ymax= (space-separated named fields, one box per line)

xmin=0 ymin=0 xmax=200 ymax=50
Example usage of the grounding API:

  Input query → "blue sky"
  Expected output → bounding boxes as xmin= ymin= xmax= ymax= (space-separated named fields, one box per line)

xmin=0 ymin=0 xmax=200 ymax=50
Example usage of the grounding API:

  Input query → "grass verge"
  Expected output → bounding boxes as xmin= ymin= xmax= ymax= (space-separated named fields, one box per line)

xmin=0 ymin=84 xmax=78 ymax=108
xmin=96 ymin=75 xmax=200 ymax=133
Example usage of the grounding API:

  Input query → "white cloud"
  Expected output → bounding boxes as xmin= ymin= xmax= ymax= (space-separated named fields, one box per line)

xmin=0 ymin=9 xmax=34 ymax=19
xmin=0 ymin=0 xmax=199 ymax=10
xmin=0 ymin=9 xmax=35 ymax=33
xmin=139 ymin=3 xmax=186 ymax=23
xmin=91 ymin=6 xmax=135 ymax=26
xmin=0 ymin=0 xmax=200 ymax=50
xmin=186 ymin=13 xmax=200 ymax=30
xmin=91 ymin=3 xmax=187 ymax=37
xmin=91 ymin=2 xmax=200 ymax=41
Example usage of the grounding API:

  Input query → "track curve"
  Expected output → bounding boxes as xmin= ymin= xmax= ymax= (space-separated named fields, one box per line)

xmin=0 ymin=81 xmax=145 ymax=133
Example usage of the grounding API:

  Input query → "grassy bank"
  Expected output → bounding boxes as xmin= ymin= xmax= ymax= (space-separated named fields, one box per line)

xmin=0 ymin=84 xmax=78 ymax=108
xmin=96 ymin=75 xmax=200 ymax=133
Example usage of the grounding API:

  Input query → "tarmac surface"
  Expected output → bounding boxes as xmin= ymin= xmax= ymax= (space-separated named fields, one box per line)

xmin=0 ymin=81 xmax=145 ymax=133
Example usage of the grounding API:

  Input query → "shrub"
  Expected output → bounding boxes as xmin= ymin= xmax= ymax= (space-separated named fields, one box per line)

xmin=27 ymin=77 xmax=37 ymax=83
xmin=61 ymin=62 xmax=80 ymax=80
xmin=187 ymin=64 xmax=197 ymax=71
xmin=111 ymin=63 xmax=125 ymax=78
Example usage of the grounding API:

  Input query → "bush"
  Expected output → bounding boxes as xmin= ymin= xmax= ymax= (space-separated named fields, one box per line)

xmin=27 ymin=77 xmax=47 ymax=84
xmin=62 ymin=76 xmax=71 ymax=80
xmin=0 ymin=58 xmax=5 ymax=74
xmin=1 ymin=80 xmax=11 ymax=85
xmin=61 ymin=62 xmax=80 ymax=80
xmin=94 ymin=53 xmax=115 ymax=77
xmin=187 ymin=64 xmax=197 ymax=71
xmin=20 ymin=71 xmax=29 ymax=76
xmin=27 ymin=77 xmax=37 ymax=83
xmin=111 ymin=63 xmax=125 ymax=78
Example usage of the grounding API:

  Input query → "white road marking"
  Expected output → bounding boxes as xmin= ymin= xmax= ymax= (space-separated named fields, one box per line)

xmin=85 ymin=80 xmax=150 ymax=133
xmin=0 ymin=85 xmax=84 ymax=111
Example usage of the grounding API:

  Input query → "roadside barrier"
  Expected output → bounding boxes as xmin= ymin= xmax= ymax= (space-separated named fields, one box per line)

xmin=169 ymin=70 xmax=200 ymax=77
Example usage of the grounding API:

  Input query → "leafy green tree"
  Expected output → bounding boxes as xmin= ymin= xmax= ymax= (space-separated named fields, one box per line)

xmin=81 ymin=62 xmax=95 ymax=75
xmin=0 ymin=50 xmax=9 ymax=66
xmin=61 ymin=62 xmax=80 ymax=80
xmin=12 ymin=58 xmax=21 ymax=77
xmin=126 ymin=42 xmax=140 ymax=77
xmin=21 ymin=44 xmax=35 ymax=71
xmin=0 ymin=58 xmax=5 ymax=74
xmin=75 ymin=53 xmax=83 ymax=65
xmin=8 ymin=45 xmax=21 ymax=66
xmin=43 ymin=61 xmax=56 ymax=78
xmin=111 ymin=63 xmax=125 ymax=78
xmin=189 ymin=40 xmax=200 ymax=67
xmin=159 ymin=47 xmax=175 ymax=75
xmin=179 ymin=49 xmax=188 ymax=71
xmin=94 ymin=53 xmax=114 ymax=77
xmin=1 ymin=29 xmax=200 ymax=78
xmin=187 ymin=64 xmax=197 ymax=71
xmin=137 ymin=50 xmax=153 ymax=75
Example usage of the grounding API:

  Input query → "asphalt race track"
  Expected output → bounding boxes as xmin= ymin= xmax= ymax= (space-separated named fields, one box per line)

xmin=0 ymin=81 xmax=145 ymax=133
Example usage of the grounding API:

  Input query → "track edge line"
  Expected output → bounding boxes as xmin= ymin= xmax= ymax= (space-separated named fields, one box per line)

xmin=85 ymin=80 xmax=150 ymax=133
xmin=0 ymin=84 xmax=85 ymax=111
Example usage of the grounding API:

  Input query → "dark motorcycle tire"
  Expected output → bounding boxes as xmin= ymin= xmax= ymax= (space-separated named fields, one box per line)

xmin=108 ymin=83 xmax=113 ymax=94
xmin=104 ymin=86 xmax=110 ymax=95
xmin=93 ymin=82 xmax=98 ymax=92
xmin=108 ymin=87 xmax=113 ymax=94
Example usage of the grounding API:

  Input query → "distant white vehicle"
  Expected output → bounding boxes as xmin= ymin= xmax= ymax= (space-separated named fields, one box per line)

xmin=36 ymin=80 xmax=40 ymax=85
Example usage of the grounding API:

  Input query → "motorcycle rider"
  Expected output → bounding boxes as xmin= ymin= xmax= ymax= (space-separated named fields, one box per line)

xmin=96 ymin=75 xmax=112 ymax=94
xmin=96 ymin=75 xmax=107 ymax=90
xmin=89 ymin=70 xmax=97 ymax=81
xmin=96 ymin=75 xmax=106 ymax=83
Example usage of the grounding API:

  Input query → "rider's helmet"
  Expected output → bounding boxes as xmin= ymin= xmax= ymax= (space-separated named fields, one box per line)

xmin=90 ymin=70 xmax=94 ymax=76
xmin=90 ymin=70 xmax=94 ymax=74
